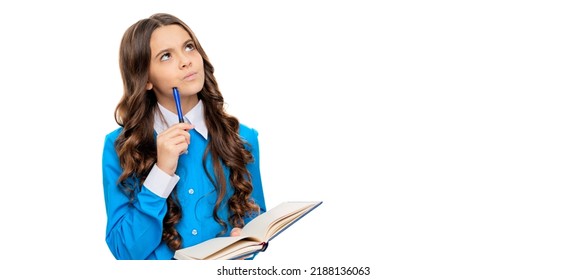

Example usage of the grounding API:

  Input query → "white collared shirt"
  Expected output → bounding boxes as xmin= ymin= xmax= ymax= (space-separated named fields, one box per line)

xmin=144 ymin=100 xmax=208 ymax=198
xmin=154 ymin=101 xmax=208 ymax=139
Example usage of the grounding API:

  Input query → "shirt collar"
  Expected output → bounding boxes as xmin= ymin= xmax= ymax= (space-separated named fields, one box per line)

xmin=154 ymin=100 xmax=208 ymax=139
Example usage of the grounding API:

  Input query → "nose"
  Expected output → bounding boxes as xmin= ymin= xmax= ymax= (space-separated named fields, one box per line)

xmin=179 ymin=54 xmax=192 ymax=69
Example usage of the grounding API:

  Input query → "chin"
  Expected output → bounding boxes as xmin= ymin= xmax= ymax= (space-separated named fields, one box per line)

xmin=183 ymin=83 xmax=204 ymax=95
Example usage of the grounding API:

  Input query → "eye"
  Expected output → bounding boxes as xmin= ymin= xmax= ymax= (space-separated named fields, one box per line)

xmin=161 ymin=52 xmax=171 ymax=61
xmin=185 ymin=43 xmax=195 ymax=52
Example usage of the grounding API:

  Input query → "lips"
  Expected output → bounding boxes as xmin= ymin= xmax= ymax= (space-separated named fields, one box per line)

xmin=183 ymin=72 xmax=198 ymax=81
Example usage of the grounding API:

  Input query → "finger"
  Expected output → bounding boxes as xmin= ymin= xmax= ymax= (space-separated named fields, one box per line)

xmin=169 ymin=130 xmax=191 ymax=145
xmin=159 ymin=128 xmax=191 ymax=145
xmin=161 ymin=140 xmax=188 ymax=155
xmin=161 ymin=125 xmax=191 ymax=136
xmin=239 ymin=254 xmax=253 ymax=260
xmin=172 ymin=122 xmax=194 ymax=131
xmin=230 ymin=228 xmax=242 ymax=237
xmin=165 ymin=133 xmax=189 ymax=145
xmin=160 ymin=132 xmax=188 ymax=147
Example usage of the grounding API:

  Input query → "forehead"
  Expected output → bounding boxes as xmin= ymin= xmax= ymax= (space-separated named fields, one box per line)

xmin=150 ymin=24 xmax=192 ymax=51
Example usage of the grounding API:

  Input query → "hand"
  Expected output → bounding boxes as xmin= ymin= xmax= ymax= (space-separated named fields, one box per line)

xmin=230 ymin=228 xmax=251 ymax=260
xmin=230 ymin=228 xmax=242 ymax=237
xmin=156 ymin=123 xmax=193 ymax=175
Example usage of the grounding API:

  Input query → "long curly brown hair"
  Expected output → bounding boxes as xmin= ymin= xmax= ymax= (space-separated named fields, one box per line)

xmin=114 ymin=13 xmax=259 ymax=251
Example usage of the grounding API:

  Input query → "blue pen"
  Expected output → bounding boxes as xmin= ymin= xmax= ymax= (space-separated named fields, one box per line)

xmin=173 ymin=87 xmax=189 ymax=155
xmin=172 ymin=87 xmax=184 ymax=123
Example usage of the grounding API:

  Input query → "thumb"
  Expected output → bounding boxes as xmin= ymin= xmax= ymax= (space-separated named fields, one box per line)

xmin=230 ymin=227 xmax=242 ymax=237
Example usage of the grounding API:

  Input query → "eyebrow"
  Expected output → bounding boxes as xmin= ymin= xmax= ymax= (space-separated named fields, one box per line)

xmin=153 ymin=39 xmax=195 ymax=60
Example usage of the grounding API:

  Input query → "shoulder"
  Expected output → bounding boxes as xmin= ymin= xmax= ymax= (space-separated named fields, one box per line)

xmin=104 ymin=127 xmax=123 ymax=145
xmin=102 ymin=127 xmax=123 ymax=163
xmin=238 ymin=123 xmax=259 ymax=141
xmin=238 ymin=123 xmax=260 ymax=149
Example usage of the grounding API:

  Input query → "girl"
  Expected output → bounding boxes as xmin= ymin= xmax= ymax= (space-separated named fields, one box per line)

xmin=102 ymin=13 xmax=266 ymax=260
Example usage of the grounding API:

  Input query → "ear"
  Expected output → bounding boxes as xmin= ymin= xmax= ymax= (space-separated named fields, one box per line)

xmin=146 ymin=82 xmax=153 ymax=90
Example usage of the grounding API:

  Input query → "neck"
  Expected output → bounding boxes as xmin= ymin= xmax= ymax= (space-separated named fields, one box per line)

xmin=160 ymin=94 xmax=199 ymax=116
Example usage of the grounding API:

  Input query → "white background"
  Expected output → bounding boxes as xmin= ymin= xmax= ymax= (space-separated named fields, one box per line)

xmin=1 ymin=0 xmax=585 ymax=279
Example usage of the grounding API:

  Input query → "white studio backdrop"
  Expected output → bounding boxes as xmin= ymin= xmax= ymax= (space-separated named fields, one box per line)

xmin=0 ymin=1 xmax=585 ymax=279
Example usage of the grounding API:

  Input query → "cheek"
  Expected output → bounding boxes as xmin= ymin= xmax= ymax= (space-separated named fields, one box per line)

xmin=147 ymin=67 xmax=157 ymax=82
xmin=148 ymin=65 xmax=168 ymax=86
xmin=193 ymin=51 xmax=204 ymax=65
xmin=195 ymin=55 xmax=205 ymax=79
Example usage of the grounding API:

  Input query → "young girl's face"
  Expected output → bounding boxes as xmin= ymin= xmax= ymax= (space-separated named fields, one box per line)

xmin=147 ymin=24 xmax=205 ymax=110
